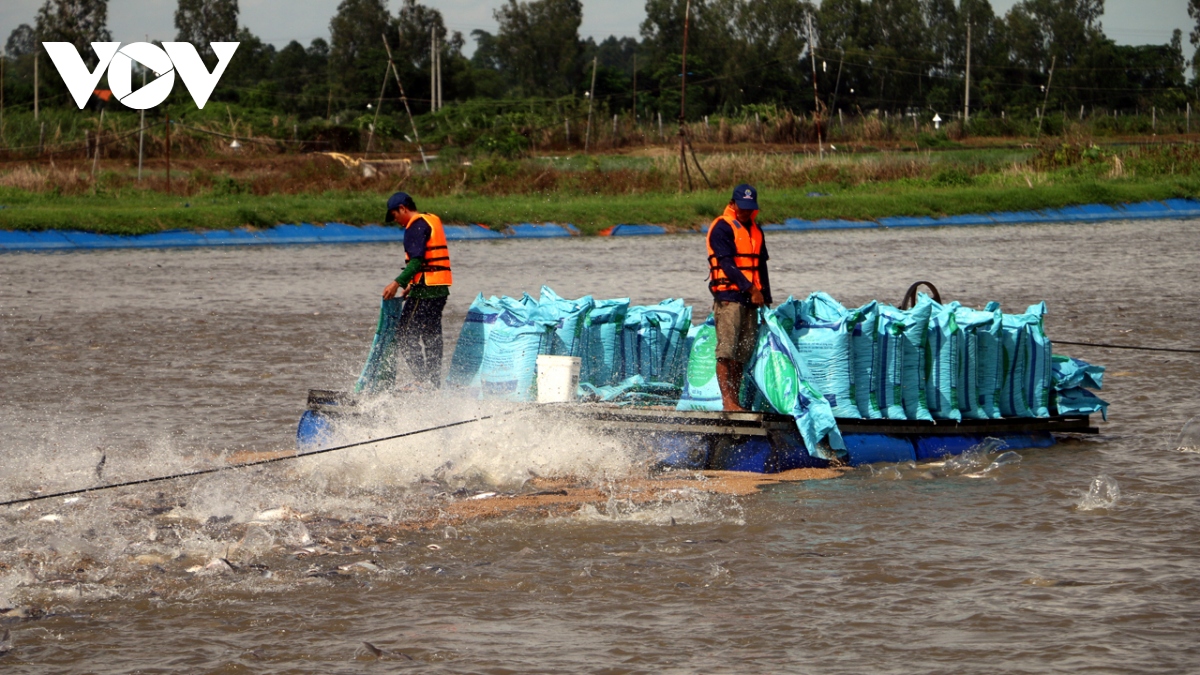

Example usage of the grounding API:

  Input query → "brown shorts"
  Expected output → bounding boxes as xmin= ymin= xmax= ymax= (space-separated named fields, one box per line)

xmin=713 ymin=301 xmax=759 ymax=363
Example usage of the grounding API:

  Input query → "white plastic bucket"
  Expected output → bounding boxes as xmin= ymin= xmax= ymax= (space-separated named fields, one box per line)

xmin=536 ymin=355 xmax=581 ymax=403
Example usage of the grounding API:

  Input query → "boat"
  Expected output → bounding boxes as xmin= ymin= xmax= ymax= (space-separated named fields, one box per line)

xmin=296 ymin=389 xmax=1099 ymax=472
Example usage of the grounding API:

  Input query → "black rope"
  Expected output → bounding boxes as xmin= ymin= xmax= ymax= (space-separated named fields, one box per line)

xmin=1056 ymin=340 xmax=1200 ymax=355
xmin=0 ymin=414 xmax=497 ymax=508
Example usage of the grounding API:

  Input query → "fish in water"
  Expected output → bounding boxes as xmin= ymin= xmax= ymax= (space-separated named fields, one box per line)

xmin=95 ymin=453 xmax=106 ymax=481
xmin=0 ymin=627 xmax=12 ymax=656
xmin=361 ymin=641 xmax=413 ymax=660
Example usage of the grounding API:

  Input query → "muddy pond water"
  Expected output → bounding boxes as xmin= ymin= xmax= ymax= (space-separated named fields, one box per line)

xmin=1 ymin=219 xmax=1198 ymax=673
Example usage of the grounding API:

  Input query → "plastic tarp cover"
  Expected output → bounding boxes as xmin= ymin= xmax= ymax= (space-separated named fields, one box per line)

xmin=538 ymin=286 xmax=595 ymax=357
xmin=850 ymin=301 xmax=882 ymax=419
xmin=354 ymin=298 xmax=405 ymax=393
xmin=677 ymin=317 xmax=723 ymax=411
xmin=1052 ymin=355 xmax=1104 ymax=390
xmin=1054 ymin=386 xmax=1109 ymax=420
xmin=926 ymin=301 xmax=963 ymax=421
xmin=777 ymin=293 xmax=862 ymax=419
xmin=478 ymin=297 xmax=555 ymax=400
xmin=446 ymin=294 xmax=503 ymax=388
xmin=750 ymin=309 xmax=845 ymax=459
xmin=580 ymin=298 xmax=630 ymax=387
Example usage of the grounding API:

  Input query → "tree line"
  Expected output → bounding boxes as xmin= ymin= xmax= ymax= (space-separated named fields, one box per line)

xmin=1 ymin=0 xmax=1197 ymax=130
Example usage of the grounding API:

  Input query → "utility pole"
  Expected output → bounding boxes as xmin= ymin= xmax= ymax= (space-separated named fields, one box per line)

xmin=585 ymin=56 xmax=597 ymax=152
xmin=806 ymin=12 xmax=823 ymax=159
xmin=1 ymin=56 xmax=5 ymax=146
xmin=1035 ymin=55 xmax=1055 ymax=142
xmin=34 ymin=46 xmax=39 ymax=121
xmin=384 ymin=33 xmax=429 ymax=170
xmin=679 ymin=0 xmax=691 ymax=192
xmin=963 ymin=18 xmax=971 ymax=125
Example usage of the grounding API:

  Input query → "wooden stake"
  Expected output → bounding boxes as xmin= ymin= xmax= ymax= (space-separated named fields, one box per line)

xmin=384 ymin=33 xmax=428 ymax=170
xmin=806 ymin=12 xmax=823 ymax=159
xmin=165 ymin=115 xmax=171 ymax=196
xmin=138 ymin=67 xmax=145 ymax=182
xmin=963 ymin=19 xmax=971 ymax=126
xmin=91 ymin=110 xmax=104 ymax=180
xmin=366 ymin=60 xmax=389 ymax=153
xmin=679 ymin=0 xmax=691 ymax=193
xmin=1035 ymin=55 xmax=1055 ymax=142
xmin=585 ymin=56 xmax=597 ymax=153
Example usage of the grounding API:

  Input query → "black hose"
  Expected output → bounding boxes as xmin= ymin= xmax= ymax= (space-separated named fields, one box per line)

xmin=0 ymin=414 xmax=498 ymax=508
xmin=1054 ymin=340 xmax=1200 ymax=355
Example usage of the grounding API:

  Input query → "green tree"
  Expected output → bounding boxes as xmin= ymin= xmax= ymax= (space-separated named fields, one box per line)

xmin=1189 ymin=0 xmax=1200 ymax=80
xmin=35 ymin=0 xmax=111 ymax=56
xmin=174 ymin=0 xmax=239 ymax=56
xmin=329 ymin=0 xmax=391 ymax=107
xmin=5 ymin=24 xmax=36 ymax=57
xmin=394 ymin=0 xmax=468 ymax=109
xmin=494 ymin=0 xmax=584 ymax=97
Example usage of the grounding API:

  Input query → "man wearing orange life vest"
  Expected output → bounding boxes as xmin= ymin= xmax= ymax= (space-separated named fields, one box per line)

xmin=707 ymin=183 xmax=773 ymax=411
xmin=382 ymin=192 xmax=452 ymax=387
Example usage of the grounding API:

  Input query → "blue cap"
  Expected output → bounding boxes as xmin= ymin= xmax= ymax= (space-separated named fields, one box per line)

xmin=732 ymin=184 xmax=758 ymax=210
xmin=385 ymin=192 xmax=417 ymax=222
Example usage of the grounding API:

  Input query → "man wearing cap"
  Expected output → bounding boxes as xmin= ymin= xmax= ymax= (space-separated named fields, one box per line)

xmin=382 ymin=192 xmax=452 ymax=387
xmin=706 ymin=183 xmax=772 ymax=411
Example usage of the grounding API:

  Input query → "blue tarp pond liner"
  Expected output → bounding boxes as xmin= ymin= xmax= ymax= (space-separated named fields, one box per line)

xmin=5 ymin=199 xmax=1196 ymax=252
xmin=600 ymin=224 xmax=668 ymax=236
xmin=502 ymin=223 xmax=579 ymax=237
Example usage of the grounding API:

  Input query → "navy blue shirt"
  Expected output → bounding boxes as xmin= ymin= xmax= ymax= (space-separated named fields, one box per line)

xmin=709 ymin=219 xmax=772 ymax=306
xmin=403 ymin=217 xmax=432 ymax=261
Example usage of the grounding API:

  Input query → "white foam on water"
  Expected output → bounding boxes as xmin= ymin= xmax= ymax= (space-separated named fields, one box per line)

xmin=1076 ymin=474 xmax=1121 ymax=511
xmin=1176 ymin=416 xmax=1200 ymax=453
xmin=292 ymin=391 xmax=641 ymax=494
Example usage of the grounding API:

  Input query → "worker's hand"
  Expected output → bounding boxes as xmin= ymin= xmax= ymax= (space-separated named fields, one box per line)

xmin=750 ymin=287 xmax=765 ymax=306
xmin=383 ymin=280 xmax=400 ymax=300
xmin=400 ymin=285 xmax=411 ymax=298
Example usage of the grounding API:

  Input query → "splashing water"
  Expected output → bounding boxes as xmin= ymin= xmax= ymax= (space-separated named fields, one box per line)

xmin=1176 ymin=416 xmax=1200 ymax=453
xmin=1076 ymin=474 xmax=1121 ymax=511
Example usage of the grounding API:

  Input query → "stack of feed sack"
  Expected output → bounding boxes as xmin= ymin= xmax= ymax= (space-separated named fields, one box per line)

xmin=621 ymin=299 xmax=693 ymax=387
xmin=676 ymin=316 xmax=722 ymax=411
xmin=469 ymin=295 xmax=557 ymax=400
xmin=750 ymin=308 xmax=846 ymax=459
xmin=1051 ymin=355 xmax=1108 ymax=420
xmin=446 ymin=294 xmax=505 ymax=390
xmin=771 ymin=293 xmax=861 ymax=419
xmin=873 ymin=297 xmax=935 ymax=421
xmin=848 ymin=301 xmax=880 ymax=419
xmin=538 ymin=286 xmax=595 ymax=357
xmin=580 ymin=298 xmax=630 ymax=387
xmin=952 ymin=303 xmax=1003 ymax=419
xmin=925 ymin=300 xmax=964 ymax=421
xmin=998 ymin=302 xmax=1053 ymax=418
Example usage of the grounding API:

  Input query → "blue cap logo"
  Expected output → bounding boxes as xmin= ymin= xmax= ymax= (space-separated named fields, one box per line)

xmin=733 ymin=183 xmax=758 ymax=210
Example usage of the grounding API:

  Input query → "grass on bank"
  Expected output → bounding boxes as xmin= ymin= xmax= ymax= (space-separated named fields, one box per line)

xmin=0 ymin=143 xmax=1198 ymax=235
xmin=1 ymin=177 xmax=1197 ymax=237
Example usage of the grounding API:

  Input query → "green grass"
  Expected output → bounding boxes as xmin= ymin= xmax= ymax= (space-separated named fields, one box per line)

xmin=2 ymin=174 xmax=1197 ymax=236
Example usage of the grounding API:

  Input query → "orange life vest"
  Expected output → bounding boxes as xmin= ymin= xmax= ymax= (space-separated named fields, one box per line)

xmin=406 ymin=213 xmax=452 ymax=286
xmin=706 ymin=204 xmax=763 ymax=294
